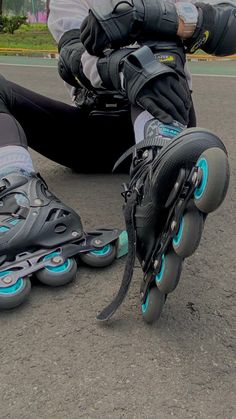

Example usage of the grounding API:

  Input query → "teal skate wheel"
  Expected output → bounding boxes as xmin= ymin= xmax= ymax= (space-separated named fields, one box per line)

xmin=173 ymin=209 xmax=204 ymax=258
xmin=155 ymin=251 xmax=182 ymax=294
xmin=36 ymin=252 xmax=77 ymax=286
xmin=80 ymin=243 xmax=116 ymax=268
xmin=141 ymin=286 xmax=166 ymax=324
xmin=194 ymin=147 xmax=230 ymax=213
xmin=0 ymin=271 xmax=31 ymax=310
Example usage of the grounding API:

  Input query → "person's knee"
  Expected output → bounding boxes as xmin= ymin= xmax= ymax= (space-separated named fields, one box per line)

xmin=0 ymin=74 xmax=12 ymax=113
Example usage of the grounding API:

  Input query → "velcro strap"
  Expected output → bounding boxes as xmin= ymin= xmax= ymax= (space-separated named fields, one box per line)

xmin=122 ymin=46 xmax=176 ymax=103
xmin=97 ymin=48 xmax=135 ymax=90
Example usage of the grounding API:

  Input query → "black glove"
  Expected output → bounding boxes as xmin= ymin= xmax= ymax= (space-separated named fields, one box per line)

xmin=136 ymin=72 xmax=190 ymax=125
xmin=98 ymin=44 xmax=191 ymax=125
xmin=80 ymin=12 xmax=111 ymax=56
xmin=80 ymin=0 xmax=178 ymax=56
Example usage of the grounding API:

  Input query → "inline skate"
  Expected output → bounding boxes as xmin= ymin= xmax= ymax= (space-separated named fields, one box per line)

xmin=96 ymin=120 xmax=230 ymax=324
xmin=0 ymin=170 xmax=128 ymax=309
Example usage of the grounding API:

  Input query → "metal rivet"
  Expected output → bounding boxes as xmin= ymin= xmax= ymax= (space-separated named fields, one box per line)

xmin=2 ymin=275 xmax=12 ymax=284
xmin=34 ymin=199 xmax=43 ymax=205
xmin=171 ymin=220 xmax=177 ymax=231
xmin=154 ymin=260 xmax=159 ymax=269
xmin=72 ymin=231 xmax=79 ymax=237
xmin=52 ymin=256 xmax=63 ymax=264
xmin=94 ymin=239 xmax=102 ymax=245
xmin=192 ymin=172 xmax=198 ymax=184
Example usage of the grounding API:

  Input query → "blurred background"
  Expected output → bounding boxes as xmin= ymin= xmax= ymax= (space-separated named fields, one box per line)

xmin=1 ymin=1 xmax=47 ymax=23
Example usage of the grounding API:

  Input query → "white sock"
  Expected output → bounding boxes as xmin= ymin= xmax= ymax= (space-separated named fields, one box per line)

xmin=0 ymin=146 xmax=34 ymax=176
xmin=133 ymin=110 xmax=153 ymax=144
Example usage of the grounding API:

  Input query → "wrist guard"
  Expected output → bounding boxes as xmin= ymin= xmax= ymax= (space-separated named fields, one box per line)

xmin=91 ymin=0 xmax=179 ymax=48
xmin=58 ymin=29 xmax=93 ymax=89
xmin=97 ymin=45 xmax=177 ymax=104
xmin=184 ymin=1 xmax=236 ymax=56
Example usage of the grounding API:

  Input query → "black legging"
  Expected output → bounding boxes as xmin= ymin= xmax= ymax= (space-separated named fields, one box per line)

xmin=0 ymin=74 xmax=196 ymax=173
xmin=0 ymin=74 xmax=134 ymax=173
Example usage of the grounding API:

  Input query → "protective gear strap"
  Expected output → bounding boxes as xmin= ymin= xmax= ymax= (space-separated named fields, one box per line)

xmin=185 ymin=2 xmax=236 ymax=56
xmin=97 ymin=48 xmax=134 ymax=91
xmin=98 ymin=46 xmax=176 ymax=101
xmin=122 ymin=46 xmax=176 ymax=105
xmin=58 ymin=29 xmax=93 ymax=89
xmin=91 ymin=0 xmax=178 ymax=46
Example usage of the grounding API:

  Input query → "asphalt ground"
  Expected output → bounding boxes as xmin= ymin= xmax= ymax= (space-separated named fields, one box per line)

xmin=0 ymin=59 xmax=235 ymax=419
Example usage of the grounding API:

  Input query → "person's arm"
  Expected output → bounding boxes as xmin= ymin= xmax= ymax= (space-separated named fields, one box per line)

xmin=80 ymin=0 xmax=236 ymax=57
xmin=184 ymin=1 xmax=236 ymax=56
xmin=47 ymin=0 xmax=104 ymax=90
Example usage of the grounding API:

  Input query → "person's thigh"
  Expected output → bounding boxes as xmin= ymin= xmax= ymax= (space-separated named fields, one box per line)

xmin=3 ymin=77 xmax=134 ymax=172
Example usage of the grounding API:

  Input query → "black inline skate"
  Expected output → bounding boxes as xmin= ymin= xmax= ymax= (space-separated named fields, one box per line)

xmin=0 ymin=170 xmax=128 ymax=309
xmin=96 ymin=120 xmax=230 ymax=324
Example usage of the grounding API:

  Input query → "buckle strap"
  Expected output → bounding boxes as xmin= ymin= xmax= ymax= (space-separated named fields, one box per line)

xmin=96 ymin=193 xmax=138 ymax=321
xmin=113 ymin=135 xmax=170 ymax=171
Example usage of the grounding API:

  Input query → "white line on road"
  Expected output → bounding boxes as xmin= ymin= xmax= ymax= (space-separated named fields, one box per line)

xmin=0 ymin=62 xmax=236 ymax=77
xmin=192 ymin=73 xmax=236 ymax=78
xmin=0 ymin=63 xmax=57 ymax=68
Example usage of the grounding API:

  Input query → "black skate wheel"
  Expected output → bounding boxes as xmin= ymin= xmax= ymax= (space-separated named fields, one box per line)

xmin=155 ymin=251 xmax=182 ymax=294
xmin=36 ymin=252 xmax=77 ymax=286
xmin=80 ymin=243 xmax=116 ymax=268
xmin=194 ymin=147 xmax=230 ymax=213
xmin=0 ymin=272 xmax=31 ymax=310
xmin=141 ymin=286 xmax=166 ymax=324
xmin=172 ymin=209 xmax=204 ymax=258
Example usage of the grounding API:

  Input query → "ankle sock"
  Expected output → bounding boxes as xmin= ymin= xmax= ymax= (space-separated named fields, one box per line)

xmin=0 ymin=146 xmax=34 ymax=176
xmin=133 ymin=110 xmax=153 ymax=144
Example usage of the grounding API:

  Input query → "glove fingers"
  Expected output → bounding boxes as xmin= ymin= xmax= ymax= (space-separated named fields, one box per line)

xmin=138 ymin=97 xmax=174 ymax=124
xmin=157 ymin=83 xmax=189 ymax=124
xmin=171 ymin=80 xmax=191 ymax=111
xmin=81 ymin=13 xmax=110 ymax=55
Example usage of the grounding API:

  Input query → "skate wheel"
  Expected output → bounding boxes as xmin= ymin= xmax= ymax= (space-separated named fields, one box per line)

xmin=155 ymin=251 xmax=182 ymax=294
xmin=194 ymin=147 xmax=230 ymax=213
xmin=80 ymin=243 xmax=116 ymax=268
xmin=141 ymin=286 xmax=166 ymax=324
xmin=172 ymin=209 xmax=204 ymax=258
xmin=0 ymin=271 xmax=31 ymax=310
xmin=36 ymin=252 xmax=77 ymax=286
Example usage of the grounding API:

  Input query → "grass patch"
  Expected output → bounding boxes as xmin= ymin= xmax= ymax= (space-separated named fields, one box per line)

xmin=0 ymin=23 xmax=57 ymax=52
xmin=0 ymin=22 xmax=210 ymax=57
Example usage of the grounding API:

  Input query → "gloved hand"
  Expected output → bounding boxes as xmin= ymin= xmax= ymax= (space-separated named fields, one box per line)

xmin=99 ymin=45 xmax=191 ymax=125
xmin=136 ymin=70 xmax=190 ymax=125
xmin=80 ymin=0 xmax=178 ymax=56
xmin=80 ymin=11 xmax=112 ymax=56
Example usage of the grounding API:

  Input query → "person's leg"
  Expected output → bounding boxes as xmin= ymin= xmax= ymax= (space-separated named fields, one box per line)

xmin=0 ymin=74 xmax=87 ymax=170
xmin=0 ymin=74 xmax=135 ymax=173
xmin=0 ymin=75 xmax=129 ymax=309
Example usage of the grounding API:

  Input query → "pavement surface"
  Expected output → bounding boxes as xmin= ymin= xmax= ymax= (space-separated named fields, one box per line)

xmin=0 ymin=59 xmax=235 ymax=419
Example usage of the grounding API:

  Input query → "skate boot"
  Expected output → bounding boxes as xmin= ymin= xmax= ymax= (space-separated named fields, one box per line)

xmin=0 ymin=171 xmax=128 ymax=309
xmin=96 ymin=120 xmax=230 ymax=324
